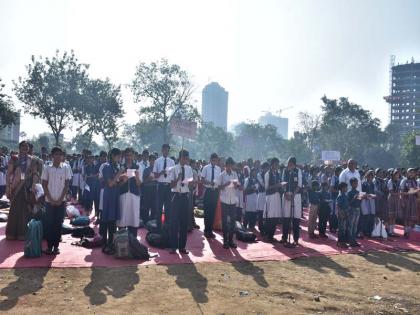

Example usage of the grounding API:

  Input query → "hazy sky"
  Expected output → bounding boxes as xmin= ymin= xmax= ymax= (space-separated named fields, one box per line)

xmin=1 ymin=0 xmax=420 ymax=141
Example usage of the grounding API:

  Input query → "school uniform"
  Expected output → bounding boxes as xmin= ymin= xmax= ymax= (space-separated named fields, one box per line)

xmin=201 ymin=163 xmax=221 ymax=235
xmin=169 ymin=164 xmax=193 ymax=250
xmin=217 ymin=170 xmax=239 ymax=245
xmin=373 ymin=177 xmax=388 ymax=222
xmin=236 ymin=173 xmax=245 ymax=221
xmin=0 ymin=162 xmax=6 ymax=199
xmin=400 ymin=178 xmax=418 ymax=230
xmin=263 ymin=170 xmax=282 ymax=240
xmin=336 ymin=192 xmax=349 ymax=243
xmin=256 ymin=171 xmax=267 ymax=233
xmin=387 ymin=179 xmax=401 ymax=227
xmin=281 ymin=167 xmax=303 ymax=243
xmin=329 ymin=175 xmax=340 ymax=232
xmin=319 ymin=189 xmax=332 ymax=236
xmin=153 ymin=156 xmax=175 ymax=228
xmin=141 ymin=165 xmax=158 ymax=223
xmin=41 ymin=163 xmax=72 ymax=250
xmin=307 ymin=189 xmax=320 ymax=236
xmin=347 ymin=188 xmax=361 ymax=245
xmin=83 ymin=163 xmax=100 ymax=213
xmin=360 ymin=181 xmax=376 ymax=236
xmin=70 ymin=159 xmax=80 ymax=199
xmin=244 ymin=177 xmax=258 ymax=229
xmin=117 ymin=162 xmax=142 ymax=236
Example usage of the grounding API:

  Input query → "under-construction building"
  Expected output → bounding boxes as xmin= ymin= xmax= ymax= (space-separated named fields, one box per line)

xmin=385 ymin=58 xmax=420 ymax=134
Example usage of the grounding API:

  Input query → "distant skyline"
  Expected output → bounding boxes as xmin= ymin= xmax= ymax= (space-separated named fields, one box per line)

xmin=1 ymin=0 xmax=420 ymax=141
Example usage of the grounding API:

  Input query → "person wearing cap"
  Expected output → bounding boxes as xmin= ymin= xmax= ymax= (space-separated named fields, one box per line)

xmin=153 ymin=144 xmax=175 ymax=228
xmin=168 ymin=149 xmax=193 ymax=254
xmin=400 ymin=168 xmax=419 ymax=238
xmin=217 ymin=157 xmax=239 ymax=249
xmin=339 ymin=159 xmax=362 ymax=192
xmin=200 ymin=153 xmax=221 ymax=238
xmin=281 ymin=156 xmax=303 ymax=245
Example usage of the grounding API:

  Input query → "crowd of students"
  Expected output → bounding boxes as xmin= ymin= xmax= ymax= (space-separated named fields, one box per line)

xmin=1 ymin=141 xmax=420 ymax=256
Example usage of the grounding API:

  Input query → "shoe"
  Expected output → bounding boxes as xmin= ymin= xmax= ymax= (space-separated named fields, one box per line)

xmin=53 ymin=247 xmax=60 ymax=255
xmin=350 ymin=242 xmax=361 ymax=247
xmin=209 ymin=232 xmax=216 ymax=239
xmin=169 ymin=248 xmax=177 ymax=254
xmin=319 ymin=234 xmax=329 ymax=239
xmin=223 ymin=243 xmax=229 ymax=249
xmin=204 ymin=232 xmax=212 ymax=238
xmin=43 ymin=248 xmax=54 ymax=255
xmin=229 ymin=242 xmax=237 ymax=248
xmin=179 ymin=249 xmax=189 ymax=255
xmin=194 ymin=224 xmax=200 ymax=229
xmin=336 ymin=241 xmax=348 ymax=248
xmin=293 ymin=241 xmax=299 ymax=246
xmin=404 ymin=232 xmax=409 ymax=239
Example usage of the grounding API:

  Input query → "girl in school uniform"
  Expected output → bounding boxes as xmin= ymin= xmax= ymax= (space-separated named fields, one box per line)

xmin=243 ymin=168 xmax=259 ymax=230
xmin=263 ymin=158 xmax=282 ymax=243
xmin=256 ymin=162 xmax=269 ymax=234
xmin=117 ymin=147 xmax=142 ymax=237
xmin=101 ymin=148 xmax=125 ymax=255
xmin=360 ymin=170 xmax=376 ymax=237
xmin=83 ymin=154 xmax=100 ymax=216
xmin=386 ymin=169 xmax=402 ymax=237
xmin=400 ymin=168 xmax=419 ymax=238
xmin=235 ymin=164 xmax=245 ymax=222
xmin=373 ymin=168 xmax=388 ymax=225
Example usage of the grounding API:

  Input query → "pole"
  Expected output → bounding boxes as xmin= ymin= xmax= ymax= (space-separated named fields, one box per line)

xmin=181 ymin=136 xmax=185 ymax=150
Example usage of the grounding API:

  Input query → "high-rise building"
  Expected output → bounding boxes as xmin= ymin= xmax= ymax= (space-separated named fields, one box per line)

xmin=258 ymin=113 xmax=288 ymax=139
xmin=385 ymin=59 xmax=420 ymax=133
xmin=0 ymin=113 xmax=20 ymax=146
xmin=201 ymin=82 xmax=228 ymax=131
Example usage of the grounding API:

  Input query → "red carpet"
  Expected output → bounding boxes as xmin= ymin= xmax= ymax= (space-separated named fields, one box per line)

xmin=0 ymin=214 xmax=419 ymax=269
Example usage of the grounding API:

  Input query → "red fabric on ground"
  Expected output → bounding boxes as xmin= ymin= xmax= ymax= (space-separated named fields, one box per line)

xmin=0 ymin=214 xmax=419 ymax=269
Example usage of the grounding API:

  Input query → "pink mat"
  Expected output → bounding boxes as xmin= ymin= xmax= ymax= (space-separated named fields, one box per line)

xmin=0 ymin=213 xmax=419 ymax=269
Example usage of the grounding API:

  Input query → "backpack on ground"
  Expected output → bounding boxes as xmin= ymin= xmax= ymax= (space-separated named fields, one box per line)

xmin=72 ymin=234 xmax=104 ymax=248
xmin=24 ymin=219 xmax=43 ymax=258
xmin=145 ymin=224 xmax=169 ymax=248
xmin=71 ymin=226 xmax=95 ymax=238
xmin=236 ymin=229 xmax=257 ymax=242
xmin=128 ymin=233 xmax=150 ymax=260
xmin=114 ymin=229 xmax=131 ymax=259
xmin=71 ymin=216 xmax=90 ymax=226
xmin=146 ymin=219 xmax=160 ymax=233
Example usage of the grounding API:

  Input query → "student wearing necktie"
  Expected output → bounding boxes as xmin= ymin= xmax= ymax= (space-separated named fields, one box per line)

xmin=153 ymin=144 xmax=175 ymax=228
xmin=169 ymin=149 xmax=193 ymax=254
xmin=200 ymin=153 xmax=221 ymax=238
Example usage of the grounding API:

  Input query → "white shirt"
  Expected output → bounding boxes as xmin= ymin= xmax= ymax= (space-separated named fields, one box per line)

xmin=41 ymin=163 xmax=72 ymax=203
xmin=339 ymin=168 xmax=362 ymax=191
xmin=217 ymin=170 xmax=239 ymax=205
xmin=138 ymin=160 xmax=149 ymax=171
xmin=170 ymin=164 xmax=194 ymax=193
xmin=98 ymin=162 xmax=107 ymax=179
xmin=200 ymin=163 xmax=221 ymax=188
xmin=153 ymin=156 xmax=175 ymax=183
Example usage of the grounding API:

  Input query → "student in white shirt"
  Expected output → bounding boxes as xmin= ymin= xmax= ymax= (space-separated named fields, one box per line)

xmin=169 ymin=149 xmax=194 ymax=254
xmin=41 ymin=146 xmax=72 ymax=255
xmin=217 ymin=157 xmax=239 ymax=249
xmin=153 ymin=144 xmax=175 ymax=228
xmin=264 ymin=158 xmax=283 ymax=242
xmin=200 ymin=153 xmax=221 ymax=238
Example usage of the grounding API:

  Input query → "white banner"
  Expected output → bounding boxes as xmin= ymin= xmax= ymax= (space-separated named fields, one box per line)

xmin=170 ymin=118 xmax=197 ymax=139
xmin=321 ymin=150 xmax=341 ymax=161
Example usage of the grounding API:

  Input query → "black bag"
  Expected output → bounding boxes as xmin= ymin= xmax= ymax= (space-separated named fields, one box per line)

xmin=71 ymin=226 xmax=95 ymax=238
xmin=128 ymin=234 xmax=150 ymax=260
xmin=61 ymin=223 xmax=75 ymax=235
xmin=146 ymin=232 xmax=166 ymax=248
xmin=146 ymin=219 xmax=160 ymax=233
xmin=236 ymin=230 xmax=257 ymax=243
xmin=235 ymin=221 xmax=246 ymax=232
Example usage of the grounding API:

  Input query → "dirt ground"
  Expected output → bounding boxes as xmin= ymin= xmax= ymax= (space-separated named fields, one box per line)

xmin=0 ymin=251 xmax=419 ymax=315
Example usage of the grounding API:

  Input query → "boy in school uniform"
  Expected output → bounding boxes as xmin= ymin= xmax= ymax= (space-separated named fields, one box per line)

xmin=256 ymin=162 xmax=269 ymax=234
xmin=153 ymin=144 xmax=175 ymax=228
xmin=200 ymin=153 xmax=221 ymax=238
xmin=243 ymin=168 xmax=259 ymax=230
xmin=307 ymin=180 xmax=321 ymax=238
xmin=169 ymin=149 xmax=193 ymax=254
xmin=141 ymin=154 xmax=158 ymax=224
xmin=336 ymin=182 xmax=349 ymax=248
xmin=41 ymin=146 xmax=72 ymax=255
xmin=263 ymin=158 xmax=282 ymax=243
xmin=347 ymin=177 xmax=362 ymax=247
xmin=329 ymin=166 xmax=342 ymax=233
xmin=217 ymin=157 xmax=240 ymax=249
xmin=318 ymin=182 xmax=332 ymax=238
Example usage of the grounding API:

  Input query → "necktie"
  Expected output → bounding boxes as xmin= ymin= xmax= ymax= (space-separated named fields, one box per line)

xmin=211 ymin=165 xmax=215 ymax=183
xmin=181 ymin=166 xmax=185 ymax=187
xmin=163 ymin=158 xmax=167 ymax=177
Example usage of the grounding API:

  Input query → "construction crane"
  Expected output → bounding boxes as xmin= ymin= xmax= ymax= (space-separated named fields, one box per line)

xmin=262 ymin=106 xmax=293 ymax=117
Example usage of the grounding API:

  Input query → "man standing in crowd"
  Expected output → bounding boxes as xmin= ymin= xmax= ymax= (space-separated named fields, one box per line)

xmin=141 ymin=153 xmax=158 ymax=223
xmin=200 ymin=153 xmax=221 ymax=238
xmin=153 ymin=144 xmax=175 ymax=227
xmin=41 ymin=146 xmax=72 ymax=255
xmin=339 ymin=159 xmax=362 ymax=191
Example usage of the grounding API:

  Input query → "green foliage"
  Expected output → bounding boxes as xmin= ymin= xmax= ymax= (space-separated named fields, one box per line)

xmin=131 ymin=59 xmax=199 ymax=143
xmin=14 ymin=50 xmax=89 ymax=145
xmin=400 ymin=131 xmax=420 ymax=167
xmin=285 ymin=132 xmax=313 ymax=164
xmin=0 ymin=78 xmax=18 ymax=128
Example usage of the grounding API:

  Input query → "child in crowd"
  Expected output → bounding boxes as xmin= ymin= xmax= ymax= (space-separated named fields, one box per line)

xmin=318 ymin=182 xmax=331 ymax=238
xmin=329 ymin=166 xmax=342 ymax=233
xmin=336 ymin=182 xmax=349 ymax=248
xmin=387 ymin=169 xmax=402 ymax=237
xmin=360 ymin=170 xmax=376 ymax=237
xmin=400 ymin=168 xmax=419 ymax=238
xmin=347 ymin=178 xmax=362 ymax=247
xmin=0 ymin=155 xmax=6 ymax=199
xmin=263 ymin=158 xmax=282 ymax=243
xmin=256 ymin=162 xmax=269 ymax=234
xmin=307 ymin=180 xmax=320 ymax=238
xmin=243 ymin=168 xmax=258 ymax=230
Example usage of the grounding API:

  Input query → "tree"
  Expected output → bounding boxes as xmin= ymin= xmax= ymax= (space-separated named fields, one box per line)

xmin=69 ymin=132 xmax=101 ymax=154
xmin=285 ymin=132 xmax=313 ymax=164
xmin=123 ymin=120 xmax=165 ymax=153
xmin=14 ymin=50 xmax=89 ymax=145
xmin=81 ymin=78 xmax=124 ymax=149
xmin=297 ymin=111 xmax=322 ymax=162
xmin=131 ymin=59 xmax=199 ymax=144
xmin=191 ymin=122 xmax=234 ymax=159
xmin=0 ymin=78 xmax=18 ymax=128
xmin=400 ymin=131 xmax=420 ymax=167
